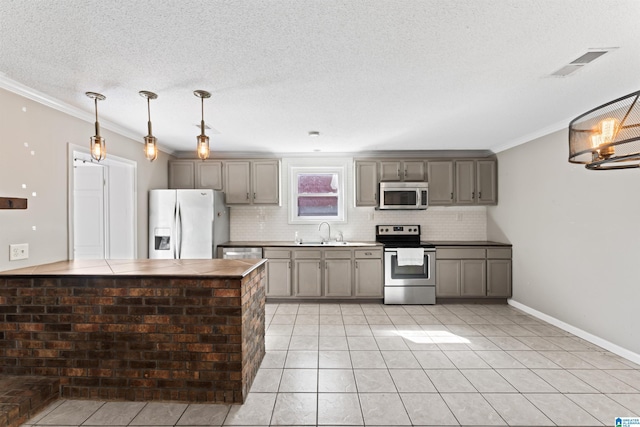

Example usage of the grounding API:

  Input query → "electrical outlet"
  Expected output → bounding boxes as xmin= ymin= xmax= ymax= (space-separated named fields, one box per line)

xmin=9 ymin=243 xmax=29 ymax=261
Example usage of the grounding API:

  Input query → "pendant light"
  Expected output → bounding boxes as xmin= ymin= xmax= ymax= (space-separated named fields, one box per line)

xmin=139 ymin=91 xmax=158 ymax=161
xmin=193 ymin=90 xmax=211 ymax=160
xmin=86 ymin=92 xmax=106 ymax=161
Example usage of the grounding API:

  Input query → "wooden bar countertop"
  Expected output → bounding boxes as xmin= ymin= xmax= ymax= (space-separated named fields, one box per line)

xmin=0 ymin=258 xmax=267 ymax=278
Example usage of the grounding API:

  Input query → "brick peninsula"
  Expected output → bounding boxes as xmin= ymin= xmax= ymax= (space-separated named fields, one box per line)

xmin=0 ymin=258 xmax=266 ymax=404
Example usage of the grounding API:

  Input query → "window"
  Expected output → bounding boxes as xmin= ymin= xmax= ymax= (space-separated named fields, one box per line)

xmin=289 ymin=166 xmax=346 ymax=223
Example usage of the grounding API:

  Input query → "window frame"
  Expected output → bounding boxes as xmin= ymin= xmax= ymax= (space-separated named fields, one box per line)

xmin=288 ymin=166 xmax=346 ymax=224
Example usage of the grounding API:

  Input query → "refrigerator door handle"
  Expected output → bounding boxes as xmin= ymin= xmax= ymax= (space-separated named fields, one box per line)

xmin=176 ymin=203 xmax=182 ymax=259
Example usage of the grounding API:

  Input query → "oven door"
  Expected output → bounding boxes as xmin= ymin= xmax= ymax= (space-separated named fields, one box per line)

xmin=384 ymin=249 xmax=435 ymax=286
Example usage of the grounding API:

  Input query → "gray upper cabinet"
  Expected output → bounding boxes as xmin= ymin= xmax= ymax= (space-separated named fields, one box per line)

xmin=168 ymin=160 xmax=195 ymax=189
xmin=454 ymin=159 xmax=497 ymax=205
xmin=252 ymin=160 xmax=280 ymax=204
xmin=477 ymin=160 xmax=497 ymax=205
xmin=224 ymin=161 xmax=252 ymax=204
xmin=454 ymin=160 xmax=475 ymax=205
xmin=355 ymin=161 xmax=378 ymax=207
xmin=195 ymin=161 xmax=223 ymax=190
xmin=427 ymin=161 xmax=454 ymax=205
xmin=224 ymin=160 xmax=280 ymax=205
xmin=169 ymin=160 xmax=223 ymax=190
xmin=380 ymin=161 xmax=425 ymax=181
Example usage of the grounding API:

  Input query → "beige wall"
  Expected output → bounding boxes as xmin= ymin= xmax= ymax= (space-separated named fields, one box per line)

xmin=488 ymin=129 xmax=640 ymax=355
xmin=0 ymin=88 xmax=171 ymax=271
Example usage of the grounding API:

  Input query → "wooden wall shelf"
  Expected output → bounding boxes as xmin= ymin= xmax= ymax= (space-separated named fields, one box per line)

xmin=0 ymin=197 xmax=28 ymax=209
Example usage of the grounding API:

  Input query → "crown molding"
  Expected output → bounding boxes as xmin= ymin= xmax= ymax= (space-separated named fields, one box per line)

xmin=491 ymin=118 xmax=570 ymax=153
xmin=0 ymin=75 xmax=176 ymax=155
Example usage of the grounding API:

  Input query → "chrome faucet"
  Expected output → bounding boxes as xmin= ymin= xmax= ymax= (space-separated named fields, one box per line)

xmin=318 ymin=222 xmax=331 ymax=243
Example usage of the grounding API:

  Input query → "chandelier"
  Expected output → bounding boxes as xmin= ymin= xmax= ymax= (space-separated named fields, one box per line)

xmin=569 ymin=90 xmax=640 ymax=170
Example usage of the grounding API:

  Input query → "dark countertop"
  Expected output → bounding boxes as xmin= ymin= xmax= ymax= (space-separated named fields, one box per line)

xmin=429 ymin=241 xmax=512 ymax=247
xmin=219 ymin=241 xmax=382 ymax=248
xmin=0 ymin=258 xmax=267 ymax=278
xmin=220 ymin=240 xmax=509 ymax=248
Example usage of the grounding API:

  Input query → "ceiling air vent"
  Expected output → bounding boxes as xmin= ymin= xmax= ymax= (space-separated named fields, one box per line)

xmin=550 ymin=49 xmax=615 ymax=77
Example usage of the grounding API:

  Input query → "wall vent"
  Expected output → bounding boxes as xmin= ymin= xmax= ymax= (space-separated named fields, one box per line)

xmin=550 ymin=49 xmax=616 ymax=77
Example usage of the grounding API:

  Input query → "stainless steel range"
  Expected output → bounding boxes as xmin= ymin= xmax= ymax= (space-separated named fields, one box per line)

xmin=376 ymin=225 xmax=436 ymax=305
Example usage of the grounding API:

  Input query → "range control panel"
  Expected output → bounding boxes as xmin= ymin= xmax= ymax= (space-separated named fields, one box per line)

xmin=376 ymin=225 xmax=421 ymax=235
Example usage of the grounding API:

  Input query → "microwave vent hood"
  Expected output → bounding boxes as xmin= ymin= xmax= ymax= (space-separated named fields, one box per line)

xmin=377 ymin=182 xmax=429 ymax=210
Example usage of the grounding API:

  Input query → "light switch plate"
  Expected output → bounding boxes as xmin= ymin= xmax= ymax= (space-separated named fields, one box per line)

xmin=9 ymin=243 xmax=29 ymax=260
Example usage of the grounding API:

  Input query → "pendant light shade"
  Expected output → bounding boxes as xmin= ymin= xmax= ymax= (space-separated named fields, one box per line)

xmin=86 ymin=92 xmax=106 ymax=161
xmin=194 ymin=90 xmax=211 ymax=160
xmin=569 ymin=90 xmax=640 ymax=170
xmin=139 ymin=90 xmax=158 ymax=162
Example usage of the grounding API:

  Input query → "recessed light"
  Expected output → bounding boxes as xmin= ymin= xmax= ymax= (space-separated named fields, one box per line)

xmin=308 ymin=131 xmax=320 ymax=137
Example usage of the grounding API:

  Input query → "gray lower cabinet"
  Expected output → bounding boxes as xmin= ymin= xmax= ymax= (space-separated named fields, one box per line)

xmin=487 ymin=248 xmax=512 ymax=297
xmin=264 ymin=249 xmax=292 ymax=297
xmin=354 ymin=249 xmax=383 ymax=297
xmin=294 ymin=250 xmax=323 ymax=297
xmin=436 ymin=246 xmax=510 ymax=298
xmin=460 ymin=259 xmax=486 ymax=296
xmin=262 ymin=246 xmax=383 ymax=299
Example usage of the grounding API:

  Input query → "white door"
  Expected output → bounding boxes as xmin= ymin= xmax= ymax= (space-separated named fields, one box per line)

xmin=73 ymin=161 xmax=106 ymax=259
xmin=70 ymin=147 xmax=137 ymax=260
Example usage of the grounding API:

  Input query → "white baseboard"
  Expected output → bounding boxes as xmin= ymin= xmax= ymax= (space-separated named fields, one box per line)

xmin=508 ymin=299 xmax=640 ymax=366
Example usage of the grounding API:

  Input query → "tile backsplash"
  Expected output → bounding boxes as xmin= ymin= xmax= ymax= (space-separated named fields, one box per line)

xmin=229 ymin=156 xmax=487 ymax=243
xmin=230 ymin=205 xmax=487 ymax=242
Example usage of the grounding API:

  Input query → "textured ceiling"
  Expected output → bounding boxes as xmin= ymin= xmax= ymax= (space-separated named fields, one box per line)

xmin=1 ymin=0 xmax=640 ymax=155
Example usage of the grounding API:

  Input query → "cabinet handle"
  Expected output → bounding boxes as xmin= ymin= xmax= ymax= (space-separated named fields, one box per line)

xmin=450 ymin=192 xmax=453 ymax=200
xmin=355 ymin=261 xmax=358 ymax=268
xmin=374 ymin=192 xmax=377 ymax=201
xmin=246 ymin=193 xmax=249 ymax=200
xmin=397 ymin=169 xmax=400 ymax=178
xmin=472 ymin=191 xmax=475 ymax=199
xmin=365 ymin=252 xmax=372 ymax=255
xmin=479 ymin=191 xmax=482 ymax=199
xmin=404 ymin=168 xmax=407 ymax=178
xmin=253 ymin=192 xmax=256 ymax=200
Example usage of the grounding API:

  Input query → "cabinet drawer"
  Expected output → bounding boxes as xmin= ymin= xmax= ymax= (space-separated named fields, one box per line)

xmin=437 ymin=248 xmax=486 ymax=259
xmin=325 ymin=250 xmax=352 ymax=259
xmin=264 ymin=249 xmax=291 ymax=259
xmin=487 ymin=248 xmax=511 ymax=259
xmin=293 ymin=250 xmax=322 ymax=259
xmin=355 ymin=249 xmax=382 ymax=259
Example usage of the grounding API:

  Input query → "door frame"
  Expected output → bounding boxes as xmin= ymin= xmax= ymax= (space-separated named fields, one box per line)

xmin=67 ymin=143 xmax=138 ymax=260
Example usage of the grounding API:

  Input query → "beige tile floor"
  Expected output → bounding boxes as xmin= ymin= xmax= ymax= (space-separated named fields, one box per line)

xmin=22 ymin=303 xmax=640 ymax=426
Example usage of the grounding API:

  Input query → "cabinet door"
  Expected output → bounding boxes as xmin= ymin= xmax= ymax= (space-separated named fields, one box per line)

xmin=487 ymin=259 xmax=511 ymax=297
xmin=477 ymin=160 xmax=497 ymax=205
xmin=325 ymin=259 xmax=352 ymax=297
xmin=224 ymin=161 xmax=251 ymax=204
xmin=427 ymin=161 xmax=454 ymax=205
xmin=380 ymin=161 xmax=401 ymax=181
xmin=195 ymin=161 xmax=223 ymax=190
xmin=455 ymin=160 xmax=475 ymax=205
xmin=460 ymin=259 xmax=486 ymax=296
xmin=355 ymin=161 xmax=378 ymax=207
xmin=403 ymin=161 xmax=426 ymax=181
xmin=294 ymin=260 xmax=322 ymax=297
xmin=266 ymin=259 xmax=292 ymax=297
xmin=252 ymin=160 xmax=280 ymax=204
xmin=354 ymin=258 xmax=383 ymax=297
xmin=435 ymin=259 xmax=461 ymax=296
xmin=169 ymin=161 xmax=195 ymax=189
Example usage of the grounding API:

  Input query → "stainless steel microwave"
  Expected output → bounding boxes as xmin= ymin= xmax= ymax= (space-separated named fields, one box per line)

xmin=378 ymin=182 xmax=429 ymax=210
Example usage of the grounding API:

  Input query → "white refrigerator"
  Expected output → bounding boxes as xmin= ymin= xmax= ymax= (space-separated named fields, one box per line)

xmin=148 ymin=189 xmax=229 ymax=259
